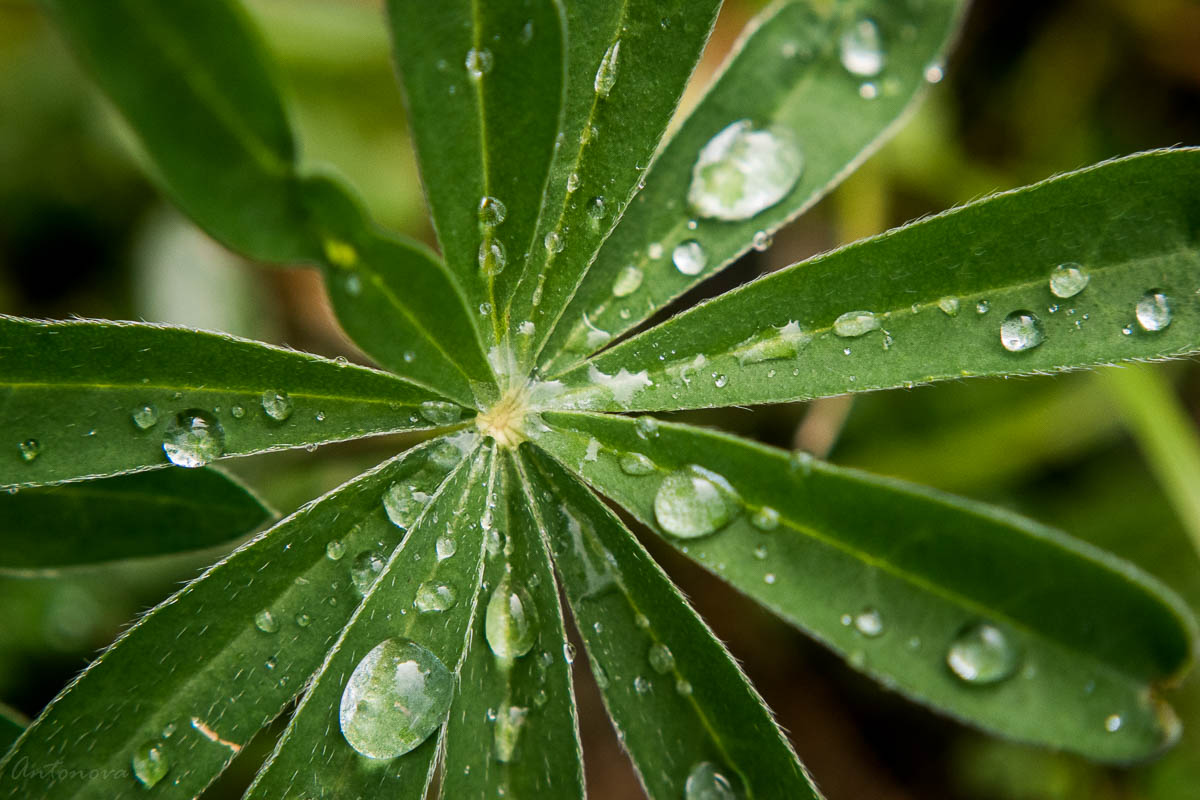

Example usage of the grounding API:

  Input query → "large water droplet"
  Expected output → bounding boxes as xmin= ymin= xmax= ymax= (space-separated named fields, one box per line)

xmin=687 ymin=120 xmax=804 ymax=221
xmin=260 ymin=389 xmax=293 ymax=422
xmin=485 ymin=576 xmax=538 ymax=660
xmin=653 ymin=465 xmax=742 ymax=539
xmin=946 ymin=622 xmax=1020 ymax=684
xmin=619 ymin=452 xmax=656 ymax=476
xmin=465 ymin=48 xmax=493 ymax=79
xmin=131 ymin=741 xmax=168 ymax=788
xmin=339 ymin=638 xmax=453 ymax=759
xmin=163 ymin=410 xmax=225 ymax=468
xmin=833 ymin=310 xmax=881 ymax=338
xmin=684 ymin=761 xmax=738 ymax=800
xmin=1136 ymin=290 xmax=1172 ymax=331
xmin=383 ymin=482 xmax=432 ymax=530
xmin=351 ymin=551 xmax=385 ymax=595
xmin=594 ymin=40 xmax=621 ymax=98
xmin=672 ymin=240 xmax=707 ymax=276
xmin=1049 ymin=263 xmax=1089 ymax=298
xmin=478 ymin=196 xmax=506 ymax=227
xmin=839 ymin=19 xmax=885 ymax=77
xmin=612 ymin=265 xmax=644 ymax=297
xmin=131 ymin=404 xmax=159 ymax=430
xmin=415 ymin=581 xmax=456 ymax=613
xmin=419 ymin=400 xmax=463 ymax=426
xmin=648 ymin=643 xmax=675 ymax=674
xmin=1000 ymin=310 xmax=1045 ymax=352
xmin=493 ymin=703 xmax=528 ymax=762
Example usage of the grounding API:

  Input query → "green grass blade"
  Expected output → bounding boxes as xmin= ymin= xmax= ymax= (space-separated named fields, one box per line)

xmin=0 ymin=468 xmax=272 ymax=574
xmin=386 ymin=0 xmax=566 ymax=339
xmin=520 ymin=446 xmax=822 ymax=800
xmin=551 ymin=149 xmax=1200 ymax=411
xmin=504 ymin=0 xmax=722 ymax=362
xmin=41 ymin=0 xmax=313 ymax=263
xmin=535 ymin=411 xmax=1197 ymax=762
xmin=0 ymin=434 xmax=478 ymax=798
xmin=440 ymin=452 xmax=584 ymax=800
xmin=246 ymin=445 xmax=496 ymax=799
xmin=539 ymin=0 xmax=967 ymax=373
xmin=0 ymin=316 xmax=464 ymax=488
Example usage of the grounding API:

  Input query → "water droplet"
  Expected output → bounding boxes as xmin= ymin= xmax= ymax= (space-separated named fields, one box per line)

xmin=478 ymin=239 xmax=507 ymax=275
xmin=17 ymin=439 xmax=40 ymax=462
xmin=265 ymin=656 xmax=278 ymax=670
xmin=635 ymin=613 xmax=651 ymax=630
xmin=975 ymin=300 xmax=990 ymax=315
xmin=1000 ymin=310 xmax=1045 ymax=352
xmin=672 ymin=240 xmax=707 ymax=276
xmin=586 ymin=196 xmax=606 ymax=222
xmin=633 ymin=676 xmax=651 ymax=694
xmin=685 ymin=761 xmax=738 ymax=800
xmin=544 ymin=231 xmax=565 ymax=254
xmin=924 ymin=62 xmax=945 ymax=83
xmin=687 ymin=120 xmax=804 ymax=221
xmin=612 ymin=265 xmax=644 ymax=297
xmin=858 ymin=82 xmax=878 ymax=99
xmin=415 ymin=581 xmax=456 ymax=613
xmin=833 ymin=310 xmax=881 ymax=338
xmin=295 ymin=613 xmax=311 ymax=627
xmin=436 ymin=536 xmax=457 ymax=562
xmin=485 ymin=576 xmax=538 ymax=661
xmin=712 ymin=374 xmax=728 ymax=389
xmin=1136 ymin=290 xmax=1172 ymax=331
xmin=260 ymin=389 xmax=293 ymax=422
xmin=163 ymin=410 xmax=225 ymax=468
xmin=479 ymin=302 xmax=493 ymax=316
xmin=751 ymin=230 xmax=773 ymax=251
xmin=131 ymin=741 xmax=168 ymax=788
xmin=751 ymin=506 xmax=780 ymax=531
xmin=735 ymin=320 xmax=811 ymax=366
xmin=419 ymin=400 xmax=463 ymax=426
xmin=230 ymin=405 xmax=245 ymax=419
xmin=254 ymin=609 xmax=279 ymax=633
xmin=478 ymin=196 xmax=506 ymax=226
xmin=1049 ymin=263 xmax=1089 ymax=298
xmin=854 ymin=608 xmax=883 ymax=637
xmin=648 ymin=643 xmax=675 ymax=674
xmin=594 ymin=40 xmax=621 ymax=97
xmin=653 ymin=465 xmax=742 ymax=539
xmin=620 ymin=452 xmax=656 ymax=476
xmin=493 ymin=703 xmax=528 ymax=762
xmin=465 ymin=48 xmax=493 ymax=79
xmin=839 ymin=18 xmax=885 ymax=77
xmin=383 ymin=482 xmax=432 ymax=530
xmin=326 ymin=539 xmax=346 ymax=560
xmin=648 ymin=242 xmax=664 ymax=260
xmin=946 ymin=622 xmax=1020 ymax=684
xmin=351 ymin=551 xmax=385 ymax=595
xmin=1104 ymin=714 xmax=1122 ymax=733
xmin=789 ymin=450 xmax=814 ymax=477
xmin=938 ymin=296 xmax=960 ymax=316
xmin=563 ymin=642 xmax=577 ymax=664
xmin=339 ymin=638 xmax=453 ymax=759
xmin=676 ymin=678 xmax=693 ymax=696
xmin=567 ymin=172 xmax=581 ymax=193
xmin=763 ymin=573 xmax=777 ymax=585
xmin=131 ymin=404 xmax=159 ymax=430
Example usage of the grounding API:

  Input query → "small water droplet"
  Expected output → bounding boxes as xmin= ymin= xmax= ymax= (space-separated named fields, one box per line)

xmin=763 ymin=572 xmax=777 ymax=585
xmin=687 ymin=120 xmax=804 ymax=221
xmin=620 ymin=452 xmax=657 ymax=476
xmin=713 ymin=374 xmax=729 ymax=388
xmin=486 ymin=576 xmax=538 ymax=661
xmin=594 ymin=40 xmax=621 ymax=98
xmin=653 ymin=465 xmax=742 ymax=539
xmin=436 ymin=536 xmax=457 ymax=562
xmin=751 ymin=506 xmax=780 ymax=531
xmin=1105 ymin=713 xmax=1122 ymax=733
xmin=295 ymin=613 xmax=311 ymax=627
xmin=647 ymin=242 xmax=664 ymax=260
xmin=261 ymin=389 xmax=293 ymax=422
xmin=946 ymin=621 xmax=1020 ymax=684
xmin=751 ymin=230 xmax=773 ymax=251
xmin=131 ymin=404 xmax=159 ymax=430
xmin=265 ymin=656 xmax=278 ymax=670
xmin=544 ymin=231 xmax=565 ymax=254
xmin=789 ymin=450 xmax=814 ymax=477
xmin=1000 ymin=310 xmax=1045 ymax=352
xmin=854 ymin=607 xmax=884 ymax=637
xmin=567 ymin=171 xmax=581 ymax=193
xmin=478 ymin=238 xmax=507 ymax=275
xmin=351 ymin=551 xmax=385 ymax=595
xmin=924 ymin=62 xmax=945 ymax=83
xmin=414 ymin=581 xmax=456 ymax=613
xmin=648 ymin=643 xmax=675 ymax=674
xmin=839 ymin=18 xmax=885 ymax=77
xmin=684 ymin=761 xmax=738 ymax=800
xmin=479 ymin=302 xmax=493 ymax=316
xmin=478 ymin=196 xmax=506 ymax=226
xmin=326 ymin=539 xmax=346 ymax=560
xmin=230 ymin=405 xmax=245 ymax=419
xmin=753 ymin=544 xmax=768 ymax=560
xmin=672 ymin=240 xmax=707 ymax=276
xmin=465 ymin=48 xmax=493 ymax=79
xmin=633 ymin=675 xmax=651 ymax=694
xmin=735 ymin=320 xmax=811 ymax=366
xmin=132 ymin=741 xmax=169 ymax=788
xmin=339 ymin=638 xmax=453 ymax=759
xmin=343 ymin=273 xmax=362 ymax=296
xmin=858 ymin=82 xmax=878 ymax=99
xmin=17 ymin=439 xmax=40 ymax=462
xmin=612 ymin=265 xmax=644 ymax=297
xmin=162 ymin=410 xmax=225 ymax=468
xmin=635 ymin=613 xmax=651 ymax=630
xmin=634 ymin=416 xmax=660 ymax=440
xmin=938 ymin=296 xmax=960 ymax=316
xmin=1135 ymin=290 xmax=1172 ymax=331
xmin=833 ymin=310 xmax=881 ymax=338
xmin=586 ymin=195 xmax=606 ymax=221
xmin=1049 ymin=263 xmax=1089 ymax=298
xmin=975 ymin=300 xmax=990 ymax=315
xmin=419 ymin=400 xmax=463 ymax=426
xmin=254 ymin=609 xmax=279 ymax=633
xmin=493 ymin=703 xmax=528 ymax=763
xmin=676 ymin=678 xmax=693 ymax=696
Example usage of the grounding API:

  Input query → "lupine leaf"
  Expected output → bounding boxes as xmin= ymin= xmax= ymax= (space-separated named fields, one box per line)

xmin=0 ymin=316 xmax=463 ymax=488
xmin=549 ymin=149 xmax=1200 ymax=411
xmin=533 ymin=411 xmax=1197 ymax=762
xmin=0 ymin=705 xmax=25 ymax=756
xmin=521 ymin=446 xmax=822 ymax=799
xmin=539 ymin=0 xmax=967 ymax=374
xmin=0 ymin=468 xmax=271 ymax=574
xmin=0 ymin=434 xmax=478 ymax=798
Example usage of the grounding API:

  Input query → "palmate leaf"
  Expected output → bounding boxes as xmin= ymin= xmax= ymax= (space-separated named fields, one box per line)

xmin=539 ymin=0 xmax=968 ymax=374
xmin=550 ymin=149 xmax=1200 ymax=411
xmin=0 ymin=317 xmax=462 ymax=488
xmin=520 ymin=447 xmax=821 ymax=799
xmin=0 ymin=434 xmax=477 ymax=798
xmin=533 ymin=412 xmax=1197 ymax=762
xmin=0 ymin=468 xmax=271 ymax=575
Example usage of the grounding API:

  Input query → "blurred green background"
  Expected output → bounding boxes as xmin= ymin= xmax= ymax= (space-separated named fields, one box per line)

xmin=2 ymin=0 xmax=1200 ymax=797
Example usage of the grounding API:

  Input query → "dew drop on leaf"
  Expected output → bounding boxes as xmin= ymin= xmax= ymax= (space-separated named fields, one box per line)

xmin=619 ymin=452 xmax=656 ymax=476
xmin=162 ymin=410 xmax=225 ymax=468
xmin=419 ymin=400 xmax=463 ymax=426
xmin=594 ymin=40 xmax=620 ymax=98
xmin=1049 ymin=262 xmax=1089 ymax=298
xmin=131 ymin=404 xmax=159 ymax=430
xmin=17 ymin=438 xmax=40 ymax=462
xmin=672 ymin=240 xmax=707 ymax=275
xmin=937 ymin=296 xmax=960 ymax=316
xmin=339 ymin=638 xmax=453 ymax=759
xmin=634 ymin=415 xmax=660 ymax=439
xmin=839 ymin=18 xmax=885 ymax=77
xmin=854 ymin=607 xmax=884 ymax=637
xmin=131 ymin=741 xmax=168 ymax=788
xmin=260 ymin=389 xmax=293 ymax=422
xmin=414 ymin=581 xmax=456 ymax=613
xmin=751 ymin=506 xmax=780 ymax=531
xmin=752 ymin=230 xmax=773 ymax=251
xmin=350 ymin=550 xmax=385 ymax=595
xmin=485 ymin=576 xmax=538 ymax=660
xmin=478 ymin=238 xmax=507 ymax=275
xmin=684 ymin=761 xmax=739 ymax=800
xmin=736 ymin=321 xmax=811 ymax=366
xmin=687 ymin=120 xmax=803 ymax=221
xmin=295 ymin=613 xmax=311 ymax=627
xmin=833 ymin=310 xmax=881 ymax=338
xmin=254 ymin=609 xmax=279 ymax=634
xmin=544 ymin=231 xmax=565 ymax=254
xmin=326 ymin=539 xmax=346 ymax=560
xmin=478 ymin=195 xmax=506 ymax=227
xmin=493 ymin=703 xmax=528 ymax=763
xmin=1136 ymin=290 xmax=1172 ymax=331
xmin=612 ymin=265 xmax=644 ymax=297
xmin=653 ymin=464 xmax=742 ymax=539
xmin=633 ymin=676 xmax=651 ymax=694
xmin=648 ymin=643 xmax=675 ymax=674
xmin=436 ymin=536 xmax=457 ymax=562
xmin=1105 ymin=714 xmax=1123 ymax=733
xmin=464 ymin=48 xmax=493 ymax=79
xmin=1000 ymin=310 xmax=1045 ymax=352
xmin=383 ymin=482 xmax=432 ymax=531
xmin=946 ymin=621 xmax=1020 ymax=684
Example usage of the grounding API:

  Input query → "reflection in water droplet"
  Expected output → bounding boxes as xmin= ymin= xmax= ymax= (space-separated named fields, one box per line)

xmin=833 ymin=310 xmax=881 ymax=338
xmin=163 ymin=410 xmax=225 ymax=468
xmin=685 ymin=761 xmax=738 ymax=800
xmin=687 ymin=120 xmax=804 ymax=222
xmin=1049 ymin=263 xmax=1089 ymax=298
xmin=415 ymin=581 xmax=456 ymax=613
xmin=946 ymin=622 xmax=1020 ymax=684
xmin=673 ymin=240 xmax=707 ymax=276
xmin=839 ymin=19 xmax=885 ymax=77
xmin=131 ymin=741 xmax=169 ymax=788
xmin=132 ymin=404 xmax=159 ymax=430
xmin=486 ymin=577 xmax=538 ymax=661
xmin=594 ymin=40 xmax=621 ymax=98
xmin=654 ymin=465 xmax=742 ymax=539
xmin=261 ymin=389 xmax=293 ymax=421
xmin=1000 ymin=310 xmax=1045 ymax=352
xmin=339 ymin=638 xmax=453 ymax=758
xmin=1136 ymin=290 xmax=1172 ymax=331
xmin=351 ymin=551 xmax=385 ymax=595
xmin=648 ymin=643 xmax=675 ymax=674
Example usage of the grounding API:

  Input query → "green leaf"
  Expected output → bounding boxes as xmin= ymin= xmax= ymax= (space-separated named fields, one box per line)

xmin=386 ymin=0 xmax=566 ymax=335
xmin=0 ymin=434 xmax=477 ymax=798
xmin=41 ymin=0 xmax=313 ymax=263
xmin=441 ymin=452 xmax=584 ymax=800
xmin=0 ymin=316 xmax=464 ymax=488
xmin=534 ymin=411 xmax=1197 ymax=762
xmin=551 ymin=149 xmax=1200 ymax=411
xmin=539 ymin=0 xmax=967 ymax=373
xmin=246 ymin=444 xmax=495 ymax=799
xmin=0 ymin=468 xmax=272 ymax=575
xmin=520 ymin=446 xmax=821 ymax=799
xmin=0 ymin=704 xmax=25 ymax=756
xmin=503 ymin=0 xmax=722 ymax=361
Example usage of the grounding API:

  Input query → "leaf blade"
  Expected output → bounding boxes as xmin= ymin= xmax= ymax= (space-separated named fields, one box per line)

xmin=535 ymin=411 xmax=1197 ymax=762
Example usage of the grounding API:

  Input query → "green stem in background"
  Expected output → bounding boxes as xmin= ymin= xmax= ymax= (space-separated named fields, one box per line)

xmin=1103 ymin=363 xmax=1200 ymax=558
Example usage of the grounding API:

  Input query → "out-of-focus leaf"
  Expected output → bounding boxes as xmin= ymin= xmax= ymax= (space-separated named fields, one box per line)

xmin=0 ymin=703 xmax=25 ymax=755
